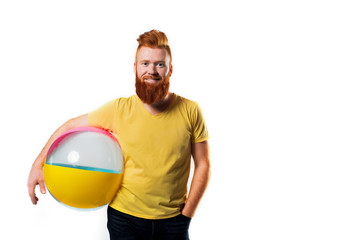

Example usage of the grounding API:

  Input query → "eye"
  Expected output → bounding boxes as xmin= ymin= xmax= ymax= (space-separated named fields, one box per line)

xmin=157 ymin=63 xmax=165 ymax=67
xmin=141 ymin=62 xmax=149 ymax=66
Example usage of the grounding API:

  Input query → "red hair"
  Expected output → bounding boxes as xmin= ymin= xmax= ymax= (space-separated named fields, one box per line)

xmin=136 ymin=30 xmax=172 ymax=65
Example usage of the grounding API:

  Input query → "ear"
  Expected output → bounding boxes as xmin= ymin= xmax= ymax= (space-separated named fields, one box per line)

xmin=169 ymin=64 xmax=173 ymax=76
xmin=134 ymin=62 xmax=136 ymax=74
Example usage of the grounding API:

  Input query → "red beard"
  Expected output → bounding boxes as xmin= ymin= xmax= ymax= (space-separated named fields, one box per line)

xmin=135 ymin=73 xmax=170 ymax=104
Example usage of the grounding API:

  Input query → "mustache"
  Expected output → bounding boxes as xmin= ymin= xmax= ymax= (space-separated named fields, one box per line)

xmin=142 ymin=75 xmax=162 ymax=80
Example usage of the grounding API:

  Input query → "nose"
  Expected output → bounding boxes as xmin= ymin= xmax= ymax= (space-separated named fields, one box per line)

xmin=147 ymin=64 xmax=157 ymax=75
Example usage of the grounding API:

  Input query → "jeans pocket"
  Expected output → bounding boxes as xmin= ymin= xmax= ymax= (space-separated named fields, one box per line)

xmin=179 ymin=214 xmax=192 ymax=221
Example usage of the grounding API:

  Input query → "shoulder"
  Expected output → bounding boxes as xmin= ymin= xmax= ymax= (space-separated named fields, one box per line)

xmin=110 ymin=95 xmax=138 ymax=109
xmin=175 ymin=94 xmax=200 ymax=110
xmin=173 ymin=94 xmax=204 ymax=121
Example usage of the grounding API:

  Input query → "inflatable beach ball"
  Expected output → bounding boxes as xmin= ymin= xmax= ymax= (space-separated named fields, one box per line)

xmin=44 ymin=126 xmax=123 ymax=209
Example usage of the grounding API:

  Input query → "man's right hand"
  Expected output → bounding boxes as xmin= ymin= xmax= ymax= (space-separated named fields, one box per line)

xmin=27 ymin=163 xmax=46 ymax=205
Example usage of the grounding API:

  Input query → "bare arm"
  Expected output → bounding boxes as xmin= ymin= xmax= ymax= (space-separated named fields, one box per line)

xmin=27 ymin=114 xmax=89 ymax=205
xmin=182 ymin=140 xmax=211 ymax=218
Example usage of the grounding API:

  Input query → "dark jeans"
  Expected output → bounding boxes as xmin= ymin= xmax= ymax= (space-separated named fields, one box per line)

xmin=107 ymin=206 xmax=191 ymax=240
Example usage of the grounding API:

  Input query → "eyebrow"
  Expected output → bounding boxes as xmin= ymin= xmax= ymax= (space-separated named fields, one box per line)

xmin=139 ymin=60 xmax=166 ymax=64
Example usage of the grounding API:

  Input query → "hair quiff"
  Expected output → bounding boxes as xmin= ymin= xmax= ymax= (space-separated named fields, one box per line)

xmin=136 ymin=30 xmax=172 ymax=65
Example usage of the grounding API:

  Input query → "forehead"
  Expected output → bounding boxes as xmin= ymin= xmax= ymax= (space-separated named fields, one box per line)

xmin=137 ymin=47 xmax=170 ymax=62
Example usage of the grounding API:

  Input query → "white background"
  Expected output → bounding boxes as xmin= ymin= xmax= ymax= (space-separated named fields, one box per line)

xmin=1 ymin=0 xmax=360 ymax=239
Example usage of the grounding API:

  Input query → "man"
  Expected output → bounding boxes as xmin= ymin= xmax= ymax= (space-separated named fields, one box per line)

xmin=28 ymin=30 xmax=210 ymax=240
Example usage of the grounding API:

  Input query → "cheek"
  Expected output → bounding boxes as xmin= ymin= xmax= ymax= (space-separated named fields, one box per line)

xmin=136 ymin=67 xmax=145 ymax=77
xmin=159 ymin=68 xmax=169 ymax=77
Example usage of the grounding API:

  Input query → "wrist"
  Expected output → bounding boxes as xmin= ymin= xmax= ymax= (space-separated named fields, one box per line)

xmin=33 ymin=156 xmax=46 ymax=169
xmin=181 ymin=208 xmax=194 ymax=218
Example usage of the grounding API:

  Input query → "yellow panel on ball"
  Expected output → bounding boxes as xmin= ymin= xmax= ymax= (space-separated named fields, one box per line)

xmin=44 ymin=126 xmax=124 ymax=210
xmin=44 ymin=164 xmax=123 ymax=209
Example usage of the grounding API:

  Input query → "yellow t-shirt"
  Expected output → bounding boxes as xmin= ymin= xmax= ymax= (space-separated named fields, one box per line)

xmin=88 ymin=94 xmax=209 ymax=219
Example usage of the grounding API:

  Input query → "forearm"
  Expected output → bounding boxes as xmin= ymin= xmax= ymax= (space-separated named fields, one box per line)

xmin=182 ymin=161 xmax=211 ymax=218
xmin=32 ymin=114 xmax=89 ymax=168
xmin=28 ymin=114 xmax=89 ymax=204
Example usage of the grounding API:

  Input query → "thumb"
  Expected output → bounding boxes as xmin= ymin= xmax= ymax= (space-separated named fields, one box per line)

xmin=39 ymin=180 xmax=46 ymax=194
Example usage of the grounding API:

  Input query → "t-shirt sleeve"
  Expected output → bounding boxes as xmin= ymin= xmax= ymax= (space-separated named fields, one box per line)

xmin=191 ymin=103 xmax=209 ymax=143
xmin=88 ymin=99 xmax=118 ymax=132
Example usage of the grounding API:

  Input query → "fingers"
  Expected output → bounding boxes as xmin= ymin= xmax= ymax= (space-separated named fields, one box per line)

xmin=28 ymin=181 xmax=38 ymax=205
xmin=27 ymin=176 xmax=46 ymax=205
xmin=28 ymin=182 xmax=46 ymax=205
